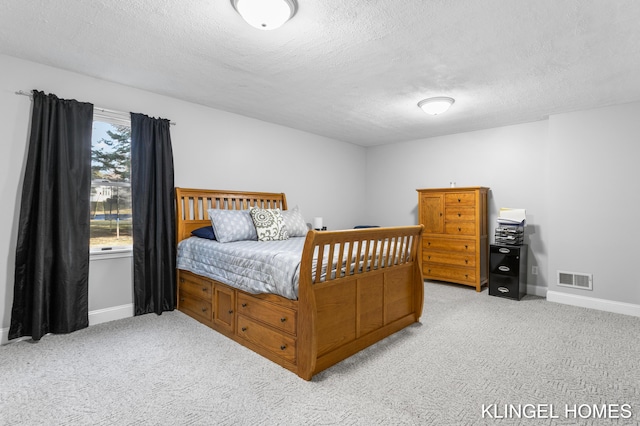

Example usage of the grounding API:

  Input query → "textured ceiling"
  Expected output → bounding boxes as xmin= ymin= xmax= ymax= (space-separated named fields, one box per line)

xmin=1 ymin=0 xmax=640 ymax=146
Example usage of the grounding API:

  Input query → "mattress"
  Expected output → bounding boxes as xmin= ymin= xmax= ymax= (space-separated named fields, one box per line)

xmin=177 ymin=236 xmax=306 ymax=300
xmin=177 ymin=236 xmax=408 ymax=300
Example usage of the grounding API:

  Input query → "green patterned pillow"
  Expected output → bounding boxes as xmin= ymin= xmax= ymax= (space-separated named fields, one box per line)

xmin=250 ymin=208 xmax=289 ymax=241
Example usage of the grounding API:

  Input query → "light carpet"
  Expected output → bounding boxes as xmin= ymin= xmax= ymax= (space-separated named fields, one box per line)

xmin=1 ymin=281 xmax=639 ymax=425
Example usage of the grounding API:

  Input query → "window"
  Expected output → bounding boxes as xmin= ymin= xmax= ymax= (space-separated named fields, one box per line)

xmin=90 ymin=110 xmax=132 ymax=252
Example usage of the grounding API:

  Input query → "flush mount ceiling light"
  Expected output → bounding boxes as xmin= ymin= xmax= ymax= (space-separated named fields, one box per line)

xmin=231 ymin=0 xmax=298 ymax=30
xmin=417 ymin=97 xmax=455 ymax=115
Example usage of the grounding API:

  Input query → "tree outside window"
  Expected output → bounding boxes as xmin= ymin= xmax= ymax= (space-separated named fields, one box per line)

xmin=90 ymin=120 xmax=132 ymax=250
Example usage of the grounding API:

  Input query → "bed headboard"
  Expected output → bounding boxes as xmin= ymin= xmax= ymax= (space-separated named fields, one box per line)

xmin=175 ymin=188 xmax=288 ymax=242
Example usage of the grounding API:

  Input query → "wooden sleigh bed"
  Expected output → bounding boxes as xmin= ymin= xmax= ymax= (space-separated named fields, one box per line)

xmin=175 ymin=188 xmax=424 ymax=380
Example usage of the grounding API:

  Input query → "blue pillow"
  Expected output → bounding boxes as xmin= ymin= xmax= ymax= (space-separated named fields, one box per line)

xmin=191 ymin=226 xmax=216 ymax=240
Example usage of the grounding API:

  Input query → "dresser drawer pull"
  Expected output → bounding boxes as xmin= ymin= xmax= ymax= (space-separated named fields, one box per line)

xmin=465 ymin=245 xmax=468 ymax=249
xmin=498 ymin=266 xmax=510 ymax=272
xmin=499 ymin=248 xmax=510 ymax=254
xmin=180 ymin=297 xmax=185 ymax=302
xmin=241 ymin=303 xmax=247 ymax=307
xmin=202 ymin=287 xmax=209 ymax=292
xmin=458 ymin=227 xmax=462 ymax=232
xmin=457 ymin=212 xmax=461 ymax=217
xmin=241 ymin=327 xmax=247 ymax=332
xmin=464 ymin=259 xmax=468 ymax=264
xmin=498 ymin=287 xmax=509 ymax=293
xmin=280 ymin=317 xmax=287 ymax=322
xmin=228 ymin=309 xmax=233 ymax=314
xmin=457 ymin=198 xmax=461 ymax=203
xmin=201 ymin=307 xmax=207 ymax=312
xmin=280 ymin=345 xmax=287 ymax=351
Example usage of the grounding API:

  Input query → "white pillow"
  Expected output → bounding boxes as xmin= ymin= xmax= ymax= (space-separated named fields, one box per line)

xmin=208 ymin=209 xmax=257 ymax=243
xmin=281 ymin=206 xmax=309 ymax=237
xmin=250 ymin=208 xmax=289 ymax=241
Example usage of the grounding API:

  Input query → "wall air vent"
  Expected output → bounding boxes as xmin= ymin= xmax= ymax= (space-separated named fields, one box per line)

xmin=557 ymin=271 xmax=593 ymax=290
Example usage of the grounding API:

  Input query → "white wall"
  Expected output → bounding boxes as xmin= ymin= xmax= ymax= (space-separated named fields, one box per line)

xmin=3 ymin=53 xmax=639 ymax=341
xmin=0 ymin=54 xmax=366 ymax=341
xmin=364 ymin=121 xmax=550 ymax=292
xmin=547 ymin=102 xmax=640 ymax=310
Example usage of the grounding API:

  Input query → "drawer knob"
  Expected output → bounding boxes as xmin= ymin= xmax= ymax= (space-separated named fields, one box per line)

xmin=427 ymin=255 xmax=431 ymax=260
xmin=241 ymin=303 xmax=247 ymax=308
xmin=457 ymin=198 xmax=461 ymax=202
xmin=202 ymin=287 xmax=208 ymax=292
xmin=499 ymin=266 xmax=510 ymax=272
xmin=427 ymin=241 xmax=431 ymax=246
xmin=457 ymin=212 xmax=461 ymax=217
xmin=280 ymin=317 xmax=287 ymax=322
xmin=498 ymin=287 xmax=509 ymax=293
xmin=228 ymin=309 xmax=233 ymax=314
xmin=458 ymin=227 xmax=462 ymax=232
xmin=241 ymin=327 xmax=247 ymax=332
xmin=180 ymin=297 xmax=185 ymax=302
xmin=280 ymin=345 xmax=287 ymax=351
xmin=464 ymin=259 xmax=468 ymax=264
xmin=465 ymin=245 xmax=468 ymax=249
xmin=201 ymin=307 xmax=207 ymax=312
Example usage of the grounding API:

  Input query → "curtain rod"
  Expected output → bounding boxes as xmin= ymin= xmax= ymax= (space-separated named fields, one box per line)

xmin=15 ymin=90 xmax=176 ymax=125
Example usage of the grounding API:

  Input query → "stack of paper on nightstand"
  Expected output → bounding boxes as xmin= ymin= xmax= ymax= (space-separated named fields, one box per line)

xmin=495 ymin=208 xmax=526 ymax=245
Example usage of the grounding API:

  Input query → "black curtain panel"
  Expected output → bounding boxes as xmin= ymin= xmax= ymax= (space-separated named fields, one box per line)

xmin=130 ymin=113 xmax=176 ymax=315
xmin=9 ymin=91 xmax=94 ymax=341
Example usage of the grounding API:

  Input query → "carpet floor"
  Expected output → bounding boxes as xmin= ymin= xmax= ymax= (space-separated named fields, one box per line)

xmin=1 ymin=281 xmax=639 ymax=425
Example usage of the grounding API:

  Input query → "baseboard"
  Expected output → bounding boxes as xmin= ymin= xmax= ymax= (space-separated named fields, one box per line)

xmin=546 ymin=291 xmax=640 ymax=317
xmin=1 ymin=303 xmax=134 ymax=345
xmin=88 ymin=303 xmax=134 ymax=326
xmin=527 ymin=284 xmax=547 ymax=298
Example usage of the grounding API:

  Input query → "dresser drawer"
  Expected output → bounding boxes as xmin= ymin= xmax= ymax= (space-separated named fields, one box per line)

xmin=237 ymin=315 xmax=296 ymax=363
xmin=444 ymin=222 xmax=476 ymax=236
xmin=179 ymin=294 xmax=213 ymax=322
xmin=445 ymin=192 xmax=475 ymax=206
xmin=424 ymin=238 xmax=475 ymax=253
xmin=424 ymin=264 xmax=476 ymax=284
xmin=423 ymin=251 xmax=475 ymax=267
xmin=179 ymin=273 xmax=213 ymax=301
xmin=237 ymin=293 xmax=297 ymax=335
xmin=445 ymin=206 xmax=475 ymax=222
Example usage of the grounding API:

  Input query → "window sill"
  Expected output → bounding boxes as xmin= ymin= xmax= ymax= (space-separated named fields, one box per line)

xmin=90 ymin=247 xmax=133 ymax=261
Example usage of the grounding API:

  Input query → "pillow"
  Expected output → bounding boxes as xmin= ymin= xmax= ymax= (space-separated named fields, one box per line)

xmin=250 ymin=208 xmax=289 ymax=241
xmin=191 ymin=225 xmax=216 ymax=240
xmin=207 ymin=209 xmax=257 ymax=243
xmin=281 ymin=206 xmax=309 ymax=237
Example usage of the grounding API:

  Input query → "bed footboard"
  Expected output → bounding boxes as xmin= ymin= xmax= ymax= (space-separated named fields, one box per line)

xmin=297 ymin=225 xmax=424 ymax=380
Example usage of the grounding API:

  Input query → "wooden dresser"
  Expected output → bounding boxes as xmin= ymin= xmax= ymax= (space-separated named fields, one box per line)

xmin=417 ymin=187 xmax=489 ymax=291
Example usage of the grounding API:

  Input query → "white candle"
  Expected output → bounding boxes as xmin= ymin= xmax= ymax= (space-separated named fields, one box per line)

xmin=313 ymin=217 xmax=323 ymax=230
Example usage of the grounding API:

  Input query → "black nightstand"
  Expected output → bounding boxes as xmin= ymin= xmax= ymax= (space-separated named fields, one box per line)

xmin=489 ymin=244 xmax=527 ymax=300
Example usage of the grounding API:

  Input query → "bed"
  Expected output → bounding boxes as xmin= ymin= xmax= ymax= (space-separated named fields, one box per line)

xmin=175 ymin=188 xmax=424 ymax=380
